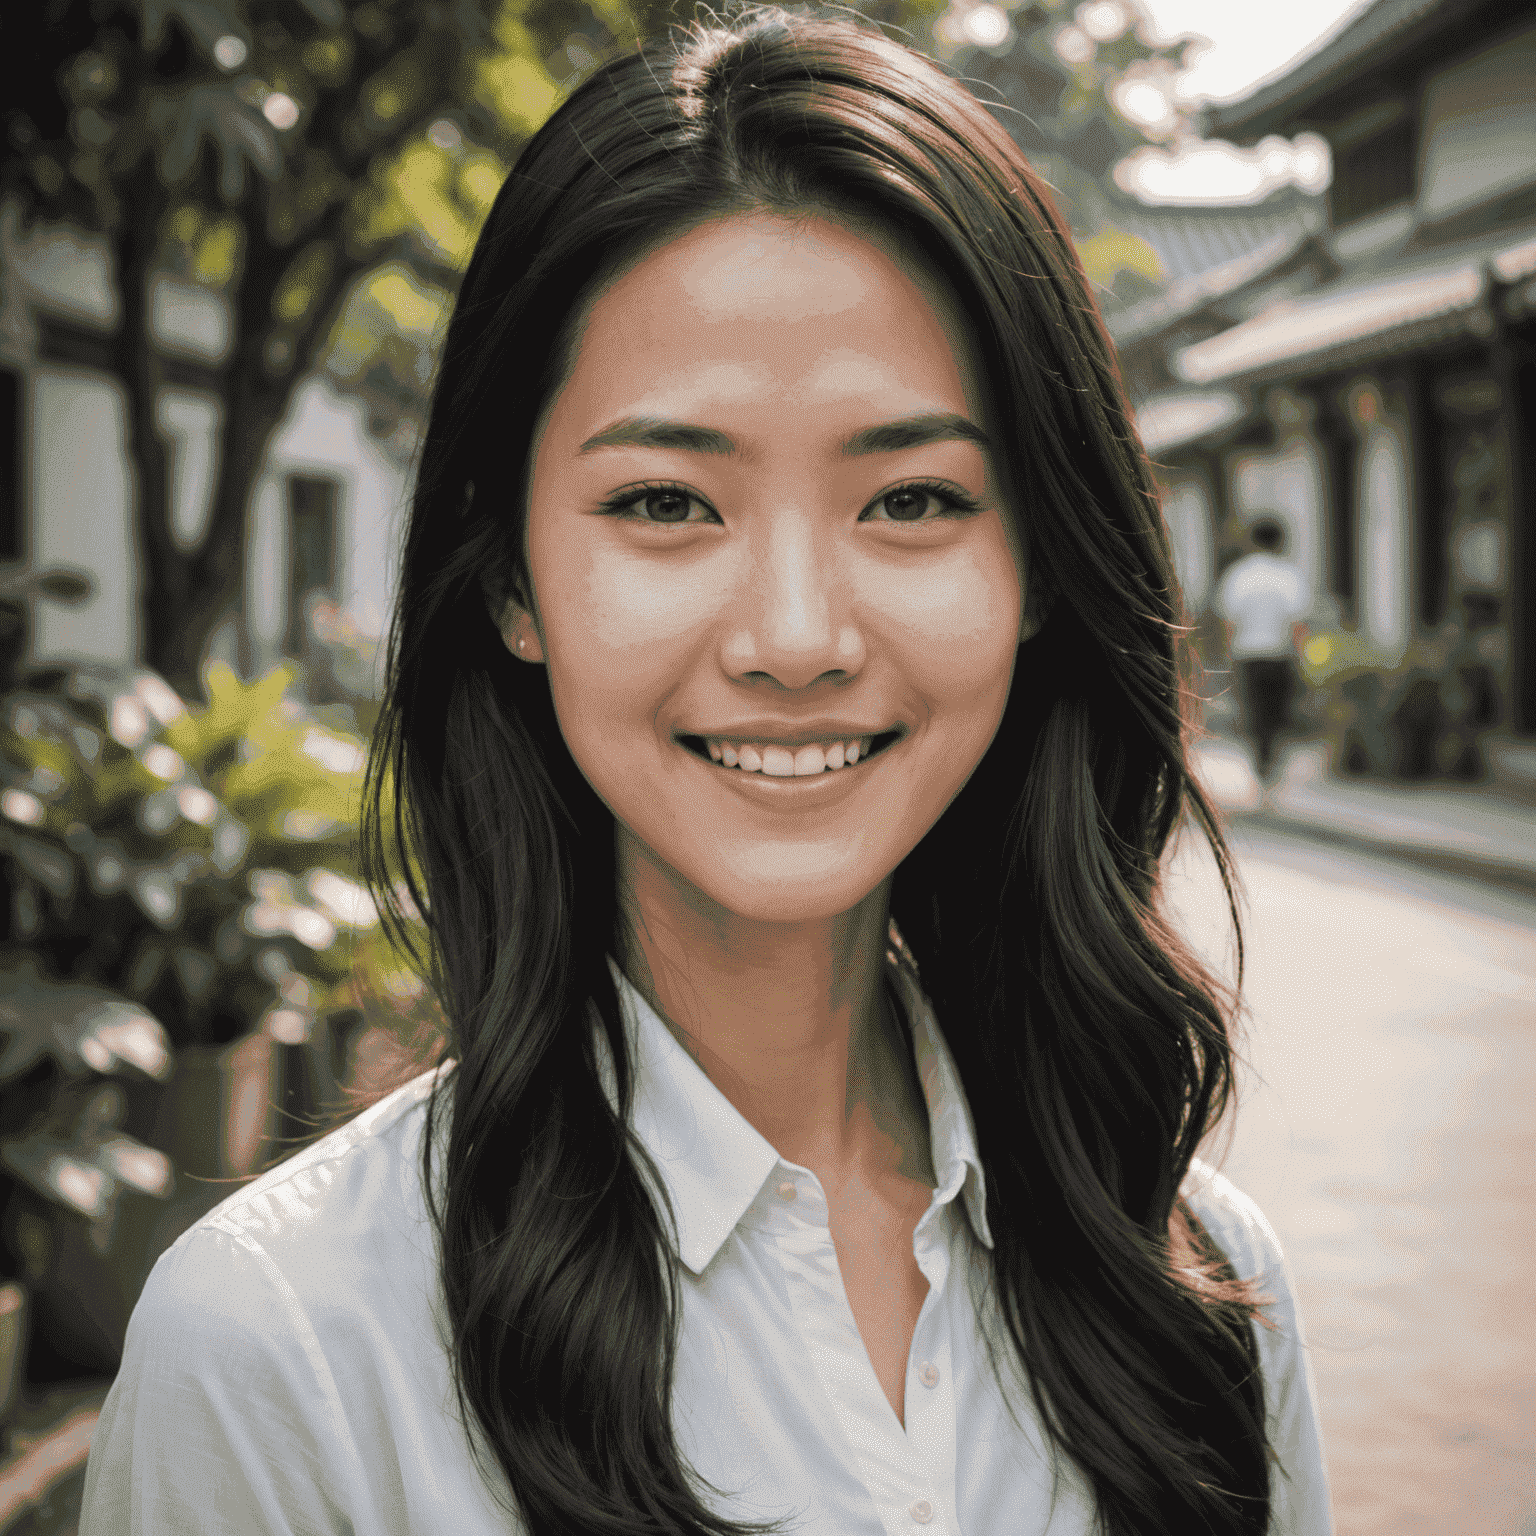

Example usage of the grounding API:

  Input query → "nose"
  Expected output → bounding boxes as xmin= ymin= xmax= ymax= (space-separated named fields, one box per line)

xmin=720 ymin=514 xmax=865 ymax=690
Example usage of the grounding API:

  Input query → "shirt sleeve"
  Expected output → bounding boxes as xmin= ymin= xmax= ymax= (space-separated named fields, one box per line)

xmin=1214 ymin=563 xmax=1238 ymax=622
xmin=1285 ymin=566 xmax=1311 ymax=620
xmin=80 ymin=1223 xmax=358 ymax=1536
xmin=1185 ymin=1167 xmax=1336 ymax=1536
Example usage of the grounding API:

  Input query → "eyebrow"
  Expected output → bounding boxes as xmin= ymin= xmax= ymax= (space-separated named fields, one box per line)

xmin=576 ymin=410 xmax=991 ymax=458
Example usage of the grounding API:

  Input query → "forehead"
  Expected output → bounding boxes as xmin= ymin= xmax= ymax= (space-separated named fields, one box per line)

xmin=545 ymin=210 xmax=989 ymax=438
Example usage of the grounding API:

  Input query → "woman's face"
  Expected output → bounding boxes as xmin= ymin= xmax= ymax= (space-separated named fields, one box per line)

xmin=510 ymin=210 xmax=1034 ymax=925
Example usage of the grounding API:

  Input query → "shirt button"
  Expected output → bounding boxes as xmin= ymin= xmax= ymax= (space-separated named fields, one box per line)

xmin=910 ymin=1499 xmax=934 ymax=1524
xmin=918 ymin=1361 xmax=939 ymax=1388
xmin=776 ymin=1180 xmax=797 ymax=1201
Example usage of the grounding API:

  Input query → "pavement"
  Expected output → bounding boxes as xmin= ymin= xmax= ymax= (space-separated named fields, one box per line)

xmin=0 ymin=1379 xmax=108 ymax=1533
xmin=1191 ymin=733 xmax=1536 ymax=898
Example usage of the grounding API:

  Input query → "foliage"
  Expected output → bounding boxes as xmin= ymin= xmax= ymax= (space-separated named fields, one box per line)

xmin=928 ymin=0 xmax=1200 ymax=297
xmin=0 ymin=661 xmax=386 ymax=1052
xmin=1303 ymin=626 xmax=1502 ymax=781
xmin=0 ymin=0 xmax=669 ymax=689
xmin=0 ymin=658 xmax=441 ymax=1385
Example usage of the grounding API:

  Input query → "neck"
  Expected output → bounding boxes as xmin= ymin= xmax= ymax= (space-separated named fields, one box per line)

xmin=615 ymin=831 xmax=928 ymax=1182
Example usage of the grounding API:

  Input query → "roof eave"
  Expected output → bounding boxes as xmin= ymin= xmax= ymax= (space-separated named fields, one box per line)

xmin=1201 ymin=0 xmax=1460 ymax=144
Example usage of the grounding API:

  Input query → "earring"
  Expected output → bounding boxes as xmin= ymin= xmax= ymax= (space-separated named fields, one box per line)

xmin=516 ymin=634 xmax=526 ymax=656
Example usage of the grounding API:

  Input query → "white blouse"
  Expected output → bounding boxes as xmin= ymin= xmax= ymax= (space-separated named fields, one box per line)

xmin=82 ymin=955 xmax=1334 ymax=1535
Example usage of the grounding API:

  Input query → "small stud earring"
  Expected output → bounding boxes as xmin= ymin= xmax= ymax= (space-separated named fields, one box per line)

xmin=516 ymin=634 xmax=526 ymax=656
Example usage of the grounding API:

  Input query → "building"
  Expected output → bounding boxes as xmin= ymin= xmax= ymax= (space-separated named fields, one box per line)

xmin=0 ymin=207 xmax=406 ymax=684
xmin=1114 ymin=0 xmax=1536 ymax=760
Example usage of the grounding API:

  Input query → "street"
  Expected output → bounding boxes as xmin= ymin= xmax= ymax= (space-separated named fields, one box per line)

xmin=1164 ymin=818 xmax=1536 ymax=1536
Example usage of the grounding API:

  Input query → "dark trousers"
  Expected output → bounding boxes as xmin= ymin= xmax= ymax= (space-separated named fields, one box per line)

xmin=1236 ymin=656 xmax=1297 ymax=782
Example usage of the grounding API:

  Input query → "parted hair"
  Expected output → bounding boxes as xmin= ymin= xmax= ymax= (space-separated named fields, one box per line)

xmin=358 ymin=6 xmax=1275 ymax=1533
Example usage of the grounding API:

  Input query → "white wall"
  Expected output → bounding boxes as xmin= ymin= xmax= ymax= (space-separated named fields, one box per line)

xmin=23 ymin=370 xmax=406 ymax=676
xmin=157 ymin=390 xmax=221 ymax=550
xmin=1161 ymin=479 xmax=1213 ymax=612
xmin=246 ymin=377 xmax=406 ymax=674
xmin=7 ymin=211 xmax=408 ymax=680
xmin=29 ymin=369 xmax=138 ymax=665
xmin=1419 ymin=22 xmax=1536 ymax=222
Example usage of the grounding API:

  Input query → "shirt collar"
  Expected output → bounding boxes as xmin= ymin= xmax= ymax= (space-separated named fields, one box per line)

xmin=602 ymin=953 xmax=993 ymax=1276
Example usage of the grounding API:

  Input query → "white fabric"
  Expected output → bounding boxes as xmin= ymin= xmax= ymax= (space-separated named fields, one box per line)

xmin=82 ymin=955 xmax=1334 ymax=1535
xmin=1217 ymin=552 xmax=1311 ymax=659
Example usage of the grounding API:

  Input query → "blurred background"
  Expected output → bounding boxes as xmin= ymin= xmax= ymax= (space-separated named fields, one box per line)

xmin=0 ymin=0 xmax=1532 ymax=1530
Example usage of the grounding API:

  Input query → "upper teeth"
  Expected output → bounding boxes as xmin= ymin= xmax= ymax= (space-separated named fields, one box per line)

xmin=704 ymin=737 xmax=875 ymax=775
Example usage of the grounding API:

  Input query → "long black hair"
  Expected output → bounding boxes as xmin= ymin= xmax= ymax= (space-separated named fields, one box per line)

xmin=359 ymin=7 xmax=1271 ymax=1532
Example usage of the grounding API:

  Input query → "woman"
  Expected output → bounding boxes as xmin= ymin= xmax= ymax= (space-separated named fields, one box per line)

xmin=82 ymin=7 xmax=1332 ymax=1534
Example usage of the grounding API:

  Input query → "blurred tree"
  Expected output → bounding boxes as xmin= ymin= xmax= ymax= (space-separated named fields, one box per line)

xmin=925 ymin=0 xmax=1198 ymax=297
xmin=0 ymin=0 xmax=670 ymax=693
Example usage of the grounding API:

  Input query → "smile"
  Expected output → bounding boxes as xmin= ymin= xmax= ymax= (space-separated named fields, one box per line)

xmin=677 ymin=730 xmax=904 ymax=776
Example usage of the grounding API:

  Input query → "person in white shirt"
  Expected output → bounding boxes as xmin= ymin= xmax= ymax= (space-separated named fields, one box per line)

xmin=1216 ymin=518 xmax=1312 ymax=789
xmin=83 ymin=9 xmax=1333 ymax=1536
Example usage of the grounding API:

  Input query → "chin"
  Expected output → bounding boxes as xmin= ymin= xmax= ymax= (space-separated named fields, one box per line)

xmin=672 ymin=847 xmax=894 ymax=927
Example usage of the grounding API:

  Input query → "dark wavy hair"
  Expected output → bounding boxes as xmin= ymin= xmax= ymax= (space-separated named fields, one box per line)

xmin=357 ymin=7 xmax=1273 ymax=1533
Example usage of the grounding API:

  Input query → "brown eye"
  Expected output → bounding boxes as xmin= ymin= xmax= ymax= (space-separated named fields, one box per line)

xmin=880 ymin=488 xmax=930 ymax=521
xmin=642 ymin=490 xmax=694 ymax=523
xmin=862 ymin=480 xmax=984 ymax=523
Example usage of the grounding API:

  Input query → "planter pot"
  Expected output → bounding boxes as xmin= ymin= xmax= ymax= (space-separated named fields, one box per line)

xmin=12 ymin=1031 xmax=279 ymax=1374
xmin=151 ymin=1028 xmax=277 ymax=1183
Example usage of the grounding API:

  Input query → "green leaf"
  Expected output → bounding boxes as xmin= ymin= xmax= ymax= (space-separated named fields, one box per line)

xmin=137 ymin=0 xmax=247 ymax=56
xmin=296 ymin=0 xmax=345 ymax=29
xmin=1074 ymin=226 xmax=1163 ymax=287
xmin=150 ymin=84 xmax=282 ymax=202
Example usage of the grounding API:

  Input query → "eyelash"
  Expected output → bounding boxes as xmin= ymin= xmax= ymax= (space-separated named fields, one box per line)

xmin=594 ymin=478 xmax=985 ymax=525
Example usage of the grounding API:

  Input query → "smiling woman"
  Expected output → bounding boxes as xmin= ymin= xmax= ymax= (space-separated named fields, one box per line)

xmin=81 ymin=7 xmax=1332 ymax=1536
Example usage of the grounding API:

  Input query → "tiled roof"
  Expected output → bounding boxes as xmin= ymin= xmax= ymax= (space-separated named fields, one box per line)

xmin=1173 ymin=225 xmax=1536 ymax=385
xmin=1133 ymin=389 xmax=1246 ymax=457
xmin=1494 ymin=235 xmax=1536 ymax=285
xmin=1202 ymin=0 xmax=1454 ymax=142
xmin=1105 ymin=210 xmax=1327 ymax=347
xmin=1105 ymin=190 xmax=1324 ymax=287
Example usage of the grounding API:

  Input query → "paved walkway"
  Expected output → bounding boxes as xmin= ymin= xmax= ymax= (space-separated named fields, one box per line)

xmin=1191 ymin=736 xmax=1536 ymax=897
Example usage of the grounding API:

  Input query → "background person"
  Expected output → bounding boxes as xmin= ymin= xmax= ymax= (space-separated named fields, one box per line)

xmin=81 ymin=10 xmax=1332 ymax=1536
xmin=1216 ymin=515 xmax=1311 ymax=795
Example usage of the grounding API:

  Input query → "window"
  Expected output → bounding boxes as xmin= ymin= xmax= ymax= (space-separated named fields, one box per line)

xmin=284 ymin=475 xmax=340 ymax=657
xmin=1329 ymin=115 xmax=1416 ymax=227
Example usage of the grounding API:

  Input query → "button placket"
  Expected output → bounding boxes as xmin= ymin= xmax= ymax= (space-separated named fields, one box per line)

xmin=893 ymin=1205 xmax=963 ymax=1536
xmin=771 ymin=1165 xmax=949 ymax=1536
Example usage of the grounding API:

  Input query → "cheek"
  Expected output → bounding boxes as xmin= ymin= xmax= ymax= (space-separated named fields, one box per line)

xmin=531 ymin=536 xmax=719 ymax=740
xmin=879 ymin=538 xmax=1024 ymax=713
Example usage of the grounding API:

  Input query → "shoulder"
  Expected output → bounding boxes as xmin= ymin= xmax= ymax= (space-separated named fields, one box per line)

xmin=128 ymin=1059 xmax=450 ymax=1366
xmin=82 ymin=1065 xmax=457 ymax=1535
xmin=1181 ymin=1159 xmax=1337 ymax=1533
xmin=1180 ymin=1155 xmax=1287 ymax=1290
xmin=191 ymin=1069 xmax=448 ymax=1308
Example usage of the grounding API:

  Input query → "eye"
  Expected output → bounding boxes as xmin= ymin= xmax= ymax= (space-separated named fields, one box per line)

xmin=861 ymin=479 xmax=984 ymax=523
xmin=596 ymin=482 xmax=717 ymax=525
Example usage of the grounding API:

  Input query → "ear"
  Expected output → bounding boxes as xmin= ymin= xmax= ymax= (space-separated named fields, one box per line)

xmin=495 ymin=596 xmax=546 ymax=663
xmin=1019 ymin=585 xmax=1055 ymax=646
